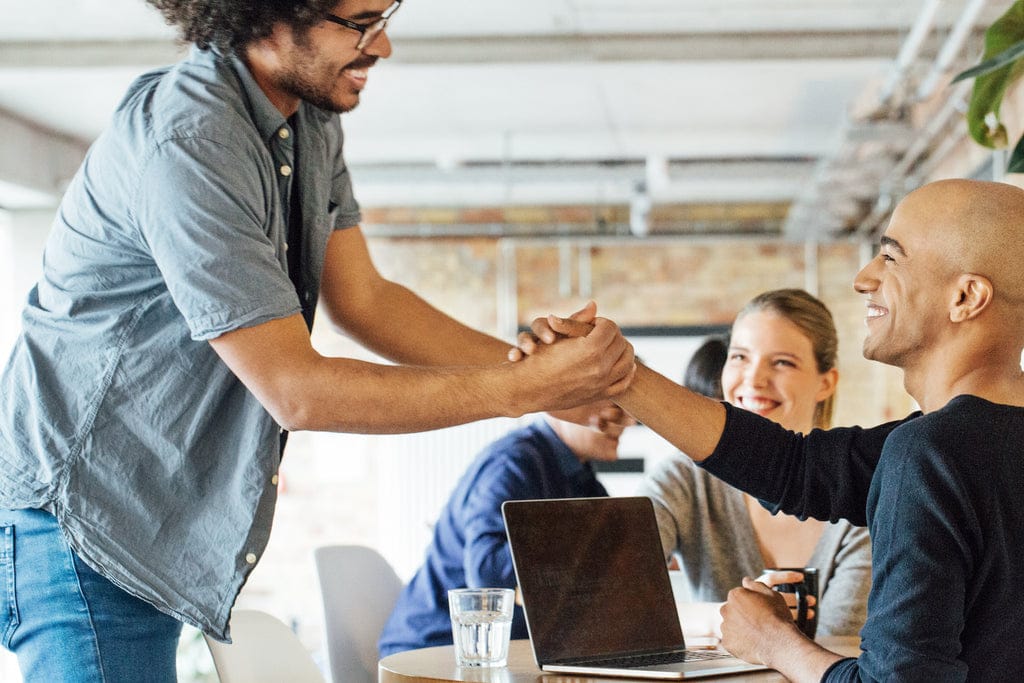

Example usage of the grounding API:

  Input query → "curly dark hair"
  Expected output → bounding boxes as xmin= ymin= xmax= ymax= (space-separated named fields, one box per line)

xmin=146 ymin=0 xmax=340 ymax=53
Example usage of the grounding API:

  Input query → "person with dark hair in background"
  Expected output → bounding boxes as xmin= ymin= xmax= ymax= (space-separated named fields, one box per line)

xmin=682 ymin=336 xmax=728 ymax=400
xmin=0 ymin=3 xmax=634 ymax=680
xmin=639 ymin=291 xmax=870 ymax=641
xmin=378 ymin=401 xmax=636 ymax=658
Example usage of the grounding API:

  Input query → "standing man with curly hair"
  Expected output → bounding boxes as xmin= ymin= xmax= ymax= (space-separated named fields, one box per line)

xmin=0 ymin=2 xmax=635 ymax=680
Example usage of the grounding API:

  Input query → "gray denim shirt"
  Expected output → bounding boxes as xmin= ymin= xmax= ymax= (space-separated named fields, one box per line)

xmin=0 ymin=46 xmax=360 ymax=640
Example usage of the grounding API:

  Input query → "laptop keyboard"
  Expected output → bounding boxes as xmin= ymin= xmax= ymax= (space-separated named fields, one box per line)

xmin=582 ymin=648 xmax=735 ymax=668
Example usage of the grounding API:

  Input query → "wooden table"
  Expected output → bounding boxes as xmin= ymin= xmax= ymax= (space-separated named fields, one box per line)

xmin=379 ymin=637 xmax=861 ymax=683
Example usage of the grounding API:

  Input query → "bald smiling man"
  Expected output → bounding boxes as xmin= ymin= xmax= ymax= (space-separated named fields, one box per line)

xmin=523 ymin=179 xmax=1024 ymax=681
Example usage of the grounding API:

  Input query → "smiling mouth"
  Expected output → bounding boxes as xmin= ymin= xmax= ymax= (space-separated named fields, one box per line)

xmin=342 ymin=68 xmax=368 ymax=88
xmin=341 ymin=57 xmax=378 ymax=86
xmin=736 ymin=396 xmax=780 ymax=413
xmin=865 ymin=302 xmax=888 ymax=320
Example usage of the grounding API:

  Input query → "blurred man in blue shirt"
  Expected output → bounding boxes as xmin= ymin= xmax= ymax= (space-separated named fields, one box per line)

xmin=379 ymin=401 xmax=635 ymax=656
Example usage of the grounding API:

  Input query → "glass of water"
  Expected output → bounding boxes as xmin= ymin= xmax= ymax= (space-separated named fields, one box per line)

xmin=448 ymin=587 xmax=515 ymax=667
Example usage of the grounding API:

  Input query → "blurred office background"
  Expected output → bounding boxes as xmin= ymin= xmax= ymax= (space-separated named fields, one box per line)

xmin=1 ymin=0 xmax=1020 ymax=678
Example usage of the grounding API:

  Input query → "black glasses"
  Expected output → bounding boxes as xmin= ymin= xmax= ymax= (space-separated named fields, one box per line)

xmin=324 ymin=0 xmax=402 ymax=51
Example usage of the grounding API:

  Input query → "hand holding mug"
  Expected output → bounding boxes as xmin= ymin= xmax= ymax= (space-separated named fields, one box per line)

xmin=757 ymin=567 xmax=819 ymax=639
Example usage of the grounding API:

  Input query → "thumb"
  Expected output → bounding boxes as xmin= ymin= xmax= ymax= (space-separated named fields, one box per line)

xmin=743 ymin=576 xmax=772 ymax=594
xmin=548 ymin=314 xmax=595 ymax=338
xmin=568 ymin=300 xmax=597 ymax=323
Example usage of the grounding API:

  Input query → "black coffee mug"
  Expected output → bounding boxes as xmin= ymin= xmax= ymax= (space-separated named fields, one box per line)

xmin=761 ymin=567 xmax=819 ymax=639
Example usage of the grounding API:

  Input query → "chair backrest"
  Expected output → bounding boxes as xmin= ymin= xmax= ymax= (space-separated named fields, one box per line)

xmin=314 ymin=544 xmax=404 ymax=683
xmin=204 ymin=609 xmax=325 ymax=683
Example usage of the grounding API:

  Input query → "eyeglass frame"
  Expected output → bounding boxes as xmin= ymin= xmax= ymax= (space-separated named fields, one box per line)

xmin=323 ymin=0 xmax=402 ymax=51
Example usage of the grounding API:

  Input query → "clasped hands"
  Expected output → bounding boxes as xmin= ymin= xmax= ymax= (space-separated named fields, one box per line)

xmin=505 ymin=302 xmax=636 ymax=426
xmin=506 ymin=300 xmax=603 ymax=362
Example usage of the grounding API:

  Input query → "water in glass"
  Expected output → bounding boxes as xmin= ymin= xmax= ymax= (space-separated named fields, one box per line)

xmin=452 ymin=609 xmax=513 ymax=667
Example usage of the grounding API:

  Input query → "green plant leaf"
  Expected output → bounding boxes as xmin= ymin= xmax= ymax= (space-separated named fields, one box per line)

xmin=952 ymin=38 xmax=1024 ymax=82
xmin=963 ymin=0 xmax=1024 ymax=148
xmin=1007 ymin=133 xmax=1024 ymax=172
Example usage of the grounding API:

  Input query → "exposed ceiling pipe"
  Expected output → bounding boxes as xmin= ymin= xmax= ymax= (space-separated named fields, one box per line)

xmin=645 ymin=155 xmax=670 ymax=194
xmin=783 ymin=0 xmax=953 ymax=239
xmin=803 ymin=240 xmax=820 ymax=297
xmin=577 ymin=245 xmax=593 ymax=300
xmin=890 ymin=81 xmax=971 ymax=179
xmin=849 ymin=0 xmax=993 ymax=237
xmin=916 ymin=0 xmax=989 ymax=101
xmin=878 ymin=0 xmax=944 ymax=106
xmin=558 ymin=241 xmax=574 ymax=297
xmin=629 ymin=181 xmax=652 ymax=237
xmin=497 ymin=241 xmax=518 ymax=341
xmin=855 ymin=193 xmax=895 ymax=240
xmin=908 ymin=119 xmax=969 ymax=181
xmin=854 ymin=80 xmax=971 ymax=236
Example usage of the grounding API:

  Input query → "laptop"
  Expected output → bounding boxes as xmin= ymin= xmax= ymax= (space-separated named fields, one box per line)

xmin=502 ymin=496 xmax=769 ymax=679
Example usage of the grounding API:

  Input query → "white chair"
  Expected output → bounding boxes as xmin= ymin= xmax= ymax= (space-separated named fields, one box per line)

xmin=204 ymin=609 xmax=325 ymax=683
xmin=314 ymin=545 xmax=404 ymax=683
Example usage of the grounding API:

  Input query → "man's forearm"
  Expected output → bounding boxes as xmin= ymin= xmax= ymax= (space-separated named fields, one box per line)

xmin=616 ymin=363 xmax=727 ymax=462
xmin=762 ymin=632 xmax=845 ymax=683
xmin=327 ymin=278 xmax=512 ymax=367
xmin=278 ymin=358 xmax=521 ymax=433
xmin=211 ymin=313 xmax=634 ymax=434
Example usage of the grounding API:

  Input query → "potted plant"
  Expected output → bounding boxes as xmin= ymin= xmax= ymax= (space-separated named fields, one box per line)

xmin=954 ymin=0 xmax=1024 ymax=171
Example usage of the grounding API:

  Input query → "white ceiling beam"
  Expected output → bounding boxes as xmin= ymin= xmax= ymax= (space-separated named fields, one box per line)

xmin=353 ymin=176 xmax=806 ymax=207
xmin=0 ymin=109 xmax=87 ymax=208
xmin=391 ymin=30 xmax=934 ymax=64
xmin=0 ymin=40 xmax=185 ymax=69
xmin=0 ymin=28 xmax=952 ymax=69
xmin=348 ymin=159 xmax=812 ymax=207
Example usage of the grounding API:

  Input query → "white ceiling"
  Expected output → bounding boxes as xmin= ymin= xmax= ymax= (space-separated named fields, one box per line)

xmin=0 ymin=0 xmax=1009 ymax=238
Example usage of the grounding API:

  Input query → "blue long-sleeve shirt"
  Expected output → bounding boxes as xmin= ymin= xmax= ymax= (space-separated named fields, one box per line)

xmin=378 ymin=420 xmax=608 ymax=657
xmin=702 ymin=396 xmax=1024 ymax=681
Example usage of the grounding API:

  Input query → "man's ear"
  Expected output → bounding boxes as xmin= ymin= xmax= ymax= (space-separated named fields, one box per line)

xmin=949 ymin=273 xmax=993 ymax=323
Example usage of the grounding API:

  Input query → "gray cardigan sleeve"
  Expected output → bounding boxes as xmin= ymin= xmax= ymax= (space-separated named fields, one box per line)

xmin=638 ymin=454 xmax=696 ymax=563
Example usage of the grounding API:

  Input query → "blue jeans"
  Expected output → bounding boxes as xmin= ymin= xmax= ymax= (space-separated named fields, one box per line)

xmin=0 ymin=509 xmax=182 ymax=682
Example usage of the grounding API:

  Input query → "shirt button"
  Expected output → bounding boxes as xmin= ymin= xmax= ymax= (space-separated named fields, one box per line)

xmin=278 ymin=128 xmax=290 ymax=139
xmin=280 ymin=164 xmax=292 ymax=177
xmin=271 ymin=474 xmax=279 ymax=486
xmin=245 ymin=553 xmax=257 ymax=564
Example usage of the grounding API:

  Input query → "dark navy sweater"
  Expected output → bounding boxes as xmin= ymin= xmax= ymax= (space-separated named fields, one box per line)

xmin=702 ymin=396 xmax=1024 ymax=681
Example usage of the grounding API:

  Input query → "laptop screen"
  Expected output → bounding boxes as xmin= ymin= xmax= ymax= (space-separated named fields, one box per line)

xmin=503 ymin=497 xmax=686 ymax=664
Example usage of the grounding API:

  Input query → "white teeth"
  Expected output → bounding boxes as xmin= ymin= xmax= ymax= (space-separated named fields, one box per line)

xmin=740 ymin=397 xmax=777 ymax=411
xmin=866 ymin=305 xmax=886 ymax=319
